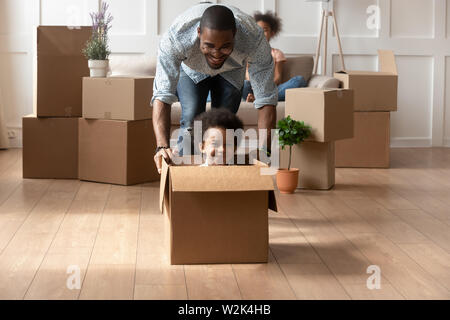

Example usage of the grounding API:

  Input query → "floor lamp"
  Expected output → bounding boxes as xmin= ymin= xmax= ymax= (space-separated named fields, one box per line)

xmin=310 ymin=0 xmax=346 ymax=75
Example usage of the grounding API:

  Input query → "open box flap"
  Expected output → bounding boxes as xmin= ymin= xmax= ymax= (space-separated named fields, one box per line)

xmin=37 ymin=26 xmax=92 ymax=56
xmin=334 ymin=50 xmax=397 ymax=76
xmin=269 ymin=190 xmax=278 ymax=212
xmin=378 ymin=50 xmax=397 ymax=75
xmin=170 ymin=165 xmax=275 ymax=192
xmin=159 ymin=158 xmax=170 ymax=214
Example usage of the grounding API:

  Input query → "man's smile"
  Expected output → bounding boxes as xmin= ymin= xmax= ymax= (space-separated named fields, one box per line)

xmin=206 ymin=55 xmax=226 ymax=68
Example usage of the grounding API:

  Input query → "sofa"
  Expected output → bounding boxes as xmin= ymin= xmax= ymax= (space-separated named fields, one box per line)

xmin=108 ymin=55 xmax=340 ymax=130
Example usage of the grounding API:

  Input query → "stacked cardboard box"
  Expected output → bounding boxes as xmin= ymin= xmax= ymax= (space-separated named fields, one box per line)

xmin=23 ymin=26 xmax=91 ymax=179
xmin=333 ymin=50 xmax=398 ymax=168
xmin=281 ymin=88 xmax=354 ymax=190
xmin=79 ymin=76 xmax=159 ymax=185
xmin=23 ymin=26 xmax=158 ymax=185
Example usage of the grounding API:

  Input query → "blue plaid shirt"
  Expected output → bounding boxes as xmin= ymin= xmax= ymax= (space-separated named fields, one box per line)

xmin=152 ymin=3 xmax=278 ymax=109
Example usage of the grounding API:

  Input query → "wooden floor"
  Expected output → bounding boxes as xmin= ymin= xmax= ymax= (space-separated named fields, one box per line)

xmin=0 ymin=148 xmax=449 ymax=300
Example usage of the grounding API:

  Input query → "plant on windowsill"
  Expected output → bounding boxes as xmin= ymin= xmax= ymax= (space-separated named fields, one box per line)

xmin=276 ymin=115 xmax=311 ymax=194
xmin=83 ymin=2 xmax=113 ymax=78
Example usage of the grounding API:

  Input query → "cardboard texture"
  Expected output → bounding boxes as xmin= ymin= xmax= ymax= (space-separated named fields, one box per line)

xmin=82 ymin=77 xmax=154 ymax=120
xmin=33 ymin=26 xmax=91 ymax=117
xmin=23 ymin=115 xmax=78 ymax=179
xmin=160 ymin=160 xmax=277 ymax=264
xmin=335 ymin=112 xmax=390 ymax=168
xmin=78 ymin=118 xmax=159 ymax=185
xmin=280 ymin=142 xmax=335 ymax=190
xmin=334 ymin=50 xmax=398 ymax=112
xmin=285 ymin=88 xmax=354 ymax=142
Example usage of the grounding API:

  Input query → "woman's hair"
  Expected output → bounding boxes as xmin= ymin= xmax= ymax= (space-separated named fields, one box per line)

xmin=253 ymin=10 xmax=282 ymax=37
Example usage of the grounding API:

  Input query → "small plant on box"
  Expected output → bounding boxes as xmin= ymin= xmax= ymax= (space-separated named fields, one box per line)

xmin=276 ymin=116 xmax=311 ymax=194
xmin=83 ymin=2 xmax=113 ymax=77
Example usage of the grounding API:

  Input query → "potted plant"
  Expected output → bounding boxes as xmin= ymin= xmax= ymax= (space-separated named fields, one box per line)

xmin=83 ymin=2 xmax=113 ymax=77
xmin=276 ymin=115 xmax=311 ymax=194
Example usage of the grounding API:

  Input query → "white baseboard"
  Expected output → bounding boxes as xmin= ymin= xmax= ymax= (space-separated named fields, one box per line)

xmin=390 ymin=137 xmax=432 ymax=148
xmin=4 ymin=128 xmax=448 ymax=149
xmin=444 ymin=138 xmax=450 ymax=147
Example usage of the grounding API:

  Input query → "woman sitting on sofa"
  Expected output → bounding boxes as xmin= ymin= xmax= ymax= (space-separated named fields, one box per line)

xmin=244 ymin=11 xmax=307 ymax=102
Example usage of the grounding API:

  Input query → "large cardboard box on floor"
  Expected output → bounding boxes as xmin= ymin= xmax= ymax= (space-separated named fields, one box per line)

xmin=78 ymin=118 xmax=159 ymax=185
xmin=335 ymin=112 xmax=390 ymax=168
xmin=23 ymin=115 xmax=78 ymax=179
xmin=334 ymin=50 xmax=398 ymax=112
xmin=33 ymin=26 xmax=91 ymax=117
xmin=285 ymin=88 xmax=354 ymax=142
xmin=280 ymin=142 xmax=335 ymax=190
xmin=160 ymin=159 xmax=277 ymax=265
xmin=83 ymin=77 xmax=154 ymax=120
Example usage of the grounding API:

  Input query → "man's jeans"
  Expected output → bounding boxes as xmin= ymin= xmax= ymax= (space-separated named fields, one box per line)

xmin=176 ymin=68 xmax=242 ymax=155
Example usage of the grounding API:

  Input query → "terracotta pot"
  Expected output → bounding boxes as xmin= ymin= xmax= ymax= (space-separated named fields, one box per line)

xmin=276 ymin=168 xmax=299 ymax=194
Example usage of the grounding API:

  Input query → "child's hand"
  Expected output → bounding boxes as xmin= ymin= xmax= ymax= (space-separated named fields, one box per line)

xmin=246 ymin=93 xmax=255 ymax=103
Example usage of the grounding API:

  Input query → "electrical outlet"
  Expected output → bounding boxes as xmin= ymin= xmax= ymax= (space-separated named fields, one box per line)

xmin=7 ymin=130 xmax=16 ymax=139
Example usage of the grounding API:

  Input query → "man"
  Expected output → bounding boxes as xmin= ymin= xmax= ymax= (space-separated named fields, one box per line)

xmin=152 ymin=3 xmax=277 ymax=173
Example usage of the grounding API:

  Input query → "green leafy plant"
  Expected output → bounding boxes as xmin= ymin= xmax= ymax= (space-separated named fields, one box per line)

xmin=277 ymin=115 xmax=312 ymax=170
xmin=82 ymin=2 xmax=113 ymax=60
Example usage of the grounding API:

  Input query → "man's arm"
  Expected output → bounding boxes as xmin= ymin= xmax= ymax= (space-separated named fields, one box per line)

xmin=257 ymin=105 xmax=276 ymax=152
xmin=152 ymin=99 xmax=171 ymax=148
xmin=152 ymin=30 xmax=185 ymax=172
xmin=152 ymin=99 xmax=174 ymax=174
xmin=247 ymin=29 xmax=278 ymax=151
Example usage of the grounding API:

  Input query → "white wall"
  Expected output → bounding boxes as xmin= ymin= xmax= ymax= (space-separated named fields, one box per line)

xmin=1 ymin=0 xmax=450 ymax=147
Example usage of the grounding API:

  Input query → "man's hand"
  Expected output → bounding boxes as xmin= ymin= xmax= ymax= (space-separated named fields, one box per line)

xmin=154 ymin=147 xmax=175 ymax=174
xmin=246 ymin=93 xmax=255 ymax=103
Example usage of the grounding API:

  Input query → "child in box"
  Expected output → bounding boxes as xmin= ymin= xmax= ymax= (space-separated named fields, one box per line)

xmin=194 ymin=108 xmax=244 ymax=166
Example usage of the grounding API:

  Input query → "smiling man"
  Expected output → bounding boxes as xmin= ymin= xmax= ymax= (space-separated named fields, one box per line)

xmin=152 ymin=3 xmax=277 ymax=172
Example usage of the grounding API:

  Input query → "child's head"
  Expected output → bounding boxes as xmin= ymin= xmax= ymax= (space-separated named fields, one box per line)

xmin=254 ymin=11 xmax=282 ymax=42
xmin=194 ymin=108 xmax=244 ymax=165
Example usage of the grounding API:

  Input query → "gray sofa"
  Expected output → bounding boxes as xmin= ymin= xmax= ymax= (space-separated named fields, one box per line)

xmin=108 ymin=55 xmax=340 ymax=130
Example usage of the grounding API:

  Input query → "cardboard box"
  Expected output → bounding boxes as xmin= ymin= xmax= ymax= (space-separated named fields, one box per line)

xmin=334 ymin=50 xmax=398 ymax=112
xmin=280 ymin=142 xmax=335 ymax=190
xmin=82 ymin=77 xmax=154 ymax=120
xmin=78 ymin=118 xmax=159 ymax=185
xmin=33 ymin=26 xmax=91 ymax=117
xmin=160 ymin=159 xmax=277 ymax=264
xmin=335 ymin=112 xmax=390 ymax=168
xmin=285 ymin=88 xmax=354 ymax=142
xmin=23 ymin=115 xmax=78 ymax=179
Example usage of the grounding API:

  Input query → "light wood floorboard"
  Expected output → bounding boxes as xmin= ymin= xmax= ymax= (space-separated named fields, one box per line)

xmin=0 ymin=148 xmax=449 ymax=299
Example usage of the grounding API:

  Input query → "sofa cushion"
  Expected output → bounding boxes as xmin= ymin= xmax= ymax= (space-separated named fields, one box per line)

xmin=281 ymin=55 xmax=314 ymax=83
xmin=170 ymin=102 xmax=285 ymax=126
xmin=308 ymin=75 xmax=341 ymax=89
xmin=108 ymin=54 xmax=314 ymax=84
xmin=108 ymin=54 xmax=157 ymax=77
xmin=107 ymin=54 xmax=323 ymax=127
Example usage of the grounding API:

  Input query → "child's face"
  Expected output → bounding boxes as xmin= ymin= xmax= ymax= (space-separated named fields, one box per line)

xmin=199 ymin=127 xmax=236 ymax=165
xmin=257 ymin=21 xmax=274 ymax=42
